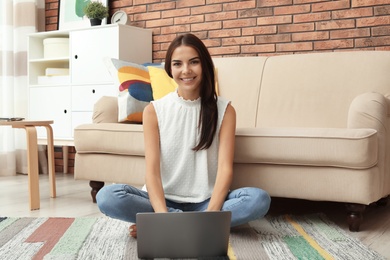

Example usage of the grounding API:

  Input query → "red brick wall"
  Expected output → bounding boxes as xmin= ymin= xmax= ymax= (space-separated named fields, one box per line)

xmin=46 ymin=0 xmax=390 ymax=61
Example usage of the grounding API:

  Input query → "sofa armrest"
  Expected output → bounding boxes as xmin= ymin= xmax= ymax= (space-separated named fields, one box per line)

xmin=348 ymin=92 xmax=389 ymax=133
xmin=93 ymin=96 xmax=118 ymax=123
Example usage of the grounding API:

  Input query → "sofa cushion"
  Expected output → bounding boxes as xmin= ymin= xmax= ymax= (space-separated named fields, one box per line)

xmin=234 ymin=127 xmax=377 ymax=169
xmin=104 ymin=58 xmax=153 ymax=123
xmin=74 ymin=123 xmax=145 ymax=156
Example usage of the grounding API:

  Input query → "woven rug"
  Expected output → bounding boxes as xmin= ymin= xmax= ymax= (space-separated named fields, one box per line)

xmin=0 ymin=213 xmax=384 ymax=259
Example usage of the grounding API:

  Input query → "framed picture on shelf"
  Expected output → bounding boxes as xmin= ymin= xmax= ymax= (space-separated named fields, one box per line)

xmin=58 ymin=0 xmax=108 ymax=30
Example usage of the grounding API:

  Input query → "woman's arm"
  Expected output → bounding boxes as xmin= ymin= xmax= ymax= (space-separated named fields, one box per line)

xmin=143 ymin=103 xmax=168 ymax=213
xmin=207 ymin=104 xmax=236 ymax=211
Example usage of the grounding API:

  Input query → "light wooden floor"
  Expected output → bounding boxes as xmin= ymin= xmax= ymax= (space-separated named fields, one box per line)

xmin=1 ymin=173 xmax=389 ymax=258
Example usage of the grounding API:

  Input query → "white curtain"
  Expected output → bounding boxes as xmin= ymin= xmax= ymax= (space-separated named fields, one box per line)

xmin=0 ymin=0 xmax=45 ymax=176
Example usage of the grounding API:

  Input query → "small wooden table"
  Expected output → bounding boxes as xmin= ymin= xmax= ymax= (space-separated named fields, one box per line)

xmin=0 ymin=120 xmax=56 ymax=210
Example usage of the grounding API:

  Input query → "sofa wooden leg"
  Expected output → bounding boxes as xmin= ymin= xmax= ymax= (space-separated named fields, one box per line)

xmin=345 ymin=203 xmax=366 ymax=232
xmin=89 ymin=181 xmax=104 ymax=203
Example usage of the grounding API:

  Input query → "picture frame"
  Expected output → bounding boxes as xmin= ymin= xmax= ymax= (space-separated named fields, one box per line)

xmin=58 ymin=0 xmax=108 ymax=31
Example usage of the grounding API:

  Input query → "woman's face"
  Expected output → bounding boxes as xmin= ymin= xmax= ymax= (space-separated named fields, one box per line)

xmin=170 ymin=45 xmax=203 ymax=100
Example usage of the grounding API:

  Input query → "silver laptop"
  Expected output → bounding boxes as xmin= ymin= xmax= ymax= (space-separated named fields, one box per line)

xmin=136 ymin=211 xmax=231 ymax=259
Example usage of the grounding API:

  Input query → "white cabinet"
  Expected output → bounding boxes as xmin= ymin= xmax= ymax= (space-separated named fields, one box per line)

xmin=28 ymin=24 xmax=152 ymax=141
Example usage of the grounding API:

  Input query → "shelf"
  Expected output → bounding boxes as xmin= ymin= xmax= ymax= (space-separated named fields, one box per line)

xmin=29 ymin=57 xmax=69 ymax=63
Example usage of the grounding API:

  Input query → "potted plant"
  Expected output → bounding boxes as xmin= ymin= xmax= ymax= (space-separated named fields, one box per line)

xmin=83 ymin=1 xmax=109 ymax=26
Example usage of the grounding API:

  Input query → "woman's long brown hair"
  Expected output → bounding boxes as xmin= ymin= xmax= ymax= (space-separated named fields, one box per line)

xmin=164 ymin=33 xmax=218 ymax=151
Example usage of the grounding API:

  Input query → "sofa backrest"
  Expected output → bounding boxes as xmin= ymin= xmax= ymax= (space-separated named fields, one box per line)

xmin=213 ymin=57 xmax=267 ymax=128
xmin=214 ymin=51 xmax=390 ymax=129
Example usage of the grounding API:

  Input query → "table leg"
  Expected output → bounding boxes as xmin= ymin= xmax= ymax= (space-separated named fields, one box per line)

xmin=25 ymin=126 xmax=40 ymax=210
xmin=44 ymin=125 xmax=56 ymax=198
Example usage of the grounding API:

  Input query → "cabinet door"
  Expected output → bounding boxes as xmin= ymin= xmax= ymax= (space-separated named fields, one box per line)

xmin=70 ymin=28 xmax=118 ymax=85
xmin=29 ymin=86 xmax=72 ymax=139
xmin=72 ymin=84 xmax=117 ymax=112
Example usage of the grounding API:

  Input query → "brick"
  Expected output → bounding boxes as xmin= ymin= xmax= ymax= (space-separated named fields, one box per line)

xmin=312 ymin=0 xmax=350 ymax=12
xmin=148 ymin=2 xmax=176 ymax=11
xmin=134 ymin=11 xmax=161 ymax=21
xmin=191 ymin=31 xmax=209 ymax=40
xmin=332 ymin=7 xmax=373 ymax=19
xmin=45 ymin=10 xmax=58 ymax=17
xmin=146 ymin=18 xmax=174 ymax=28
xmin=161 ymin=24 xmax=191 ymax=34
xmin=274 ymin=4 xmax=311 ymax=15
xmin=202 ymin=38 xmax=222 ymax=48
xmin=355 ymin=36 xmax=390 ymax=47
xmin=206 ymin=0 xmax=236 ymax=4
xmin=208 ymin=46 xmax=240 ymax=55
xmin=357 ymin=16 xmax=390 ymax=27
xmin=294 ymin=0 xmax=330 ymax=3
xmin=177 ymin=0 xmax=206 ymax=8
xmin=257 ymin=15 xmax=292 ymax=25
xmin=206 ymin=11 xmax=237 ymax=22
xmin=191 ymin=4 xmax=222 ymax=15
xmin=134 ymin=0 xmax=158 ymax=5
xmin=224 ymin=1 xmax=256 ymax=11
xmin=46 ymin=24 xmax=57 ymax=31
xmin=352 ymin=0 xmax=390 ymax=8
xmin=222 ymin=36 xmax=255 ymax=46
xmin=294 ymin=12 xmax=331 ymax=23
xmin=279 ymin=23 xmax=315 ymax=33
xmin=209 ymin=28 xmax=241 ymax=38
xmin=276 ymin=42 xmax=313 ymax=52
xmin=239 ymin=8 xmax=273 ymax=18
xmin=154 ymin=51 xmax=167 ymax=60
xmin=331 ymin=28 xmax=371 ymax=39
xmin=316 ymin=19 xmax=355 ymax=30
xmin=175 ymin=15 xmax=204 ymax=25
xmin=153 ymin=34 xmax=178 ymax=43
xmin=372 ymin=25 xmax=390 ymax=36
xmin=292 ymin=31 xmax=329 ymax=41
xmin=242 ymin=26 xmax=277 ymax=35
xmin=257 ymin=0 xmax=292 ymax=7
xmin=375 ymin=5 xmax=390 ymax=15
xmin=111 ymin=0 xmax=134 ymax=9
xmin=123 ymin=5 xmax=147 ymax=15
xmin=191 ymin=21 xmax=222 ymax=31
xmin=376 ymin=46 xmax=390 ymax=50
xmin=152 ymin=43 xmax=161 ymax=52
xmin=130 ymin=21 xmax=146 ymax=28
xmin=162 ymin=8 xmax=191 ymax=18
xmin=314 ymin=39 xmax=354 ymax=50
xmin=55 ymin=159 xmax=64 ymax=166
xmin=223 ymin=18 xmax=257 ymax=29
xmin=256 ymin=34 xmax=291 ymax=44
xmin=241 ymin=44 xmax=276 ymax=53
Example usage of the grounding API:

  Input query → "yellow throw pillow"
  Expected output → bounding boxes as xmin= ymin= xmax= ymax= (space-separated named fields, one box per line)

xmin=147 ymin=66 xmax=177 ymax=100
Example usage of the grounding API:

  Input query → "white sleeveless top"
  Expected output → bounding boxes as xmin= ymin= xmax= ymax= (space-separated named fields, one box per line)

xmin=151 ymin=90 xmax=230 ymax=203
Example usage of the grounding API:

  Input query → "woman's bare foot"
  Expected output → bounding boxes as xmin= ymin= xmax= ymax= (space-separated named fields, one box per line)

xmin=129 ymin=224 xmax=137 ymax=238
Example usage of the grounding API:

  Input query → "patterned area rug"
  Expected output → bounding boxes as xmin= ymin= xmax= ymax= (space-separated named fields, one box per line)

xmin=0 ymin=213 xmax=384 ymax=259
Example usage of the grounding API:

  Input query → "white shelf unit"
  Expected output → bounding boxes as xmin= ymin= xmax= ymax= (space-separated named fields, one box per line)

xmin=28 ymin=24 xmax=152 ymax=141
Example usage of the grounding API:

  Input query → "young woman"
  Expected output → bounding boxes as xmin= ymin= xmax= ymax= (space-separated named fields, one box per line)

xmin=96 ymin=33 xmax=271 ymax=237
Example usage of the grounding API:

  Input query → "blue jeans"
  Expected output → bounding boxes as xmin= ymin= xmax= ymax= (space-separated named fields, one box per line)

xmin=96 ymin=184 xmax=271 ymax=227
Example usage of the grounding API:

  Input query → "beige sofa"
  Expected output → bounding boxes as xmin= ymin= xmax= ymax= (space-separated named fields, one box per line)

xmin=74 ymin=51 xmax=390 ymax=231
